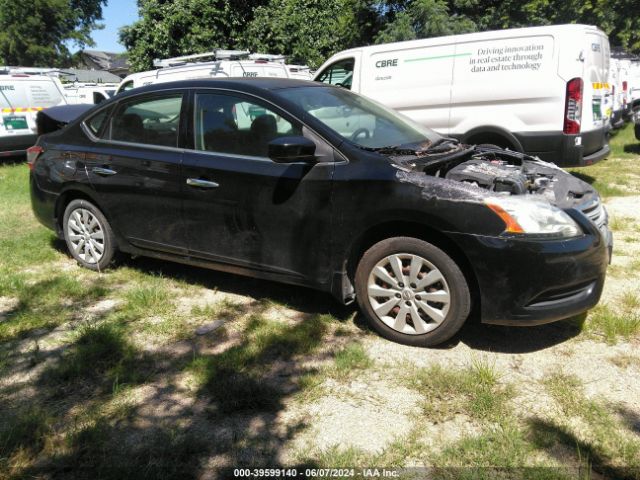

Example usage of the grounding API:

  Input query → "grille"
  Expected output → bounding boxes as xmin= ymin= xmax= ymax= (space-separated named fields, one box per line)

xmin=580 ymin=198 xmax=608 ymax=230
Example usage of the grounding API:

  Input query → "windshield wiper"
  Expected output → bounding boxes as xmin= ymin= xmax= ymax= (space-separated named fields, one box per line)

xmin=359 ymin=137 xmax=460 ymax=156
xmin=358 ymin=144 xmax=418 ymax=155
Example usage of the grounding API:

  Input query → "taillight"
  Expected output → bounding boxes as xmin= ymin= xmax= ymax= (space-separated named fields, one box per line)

xmin=623 ymin=81 xmax=628 ymax=91
xmin=26 ymin=145 xmax=43 ymax=170
xmin=563 ymin=78 xmax=583 ymax=135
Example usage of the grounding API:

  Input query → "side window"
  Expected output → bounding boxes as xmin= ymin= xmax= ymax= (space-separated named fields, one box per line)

xmin=109 ymin=94 xmax=182 ymax=147
xmin=194 ymin=92 xmax=302 ymax=157
xmin=85 ymin=105 xmax=114 ymax=137
xmin=316 ymin=58 xmax=354 ymax=90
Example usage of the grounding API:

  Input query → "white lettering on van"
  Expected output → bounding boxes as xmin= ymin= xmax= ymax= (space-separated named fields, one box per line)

xmin=375 ymin=59 xmax=398 ymax=68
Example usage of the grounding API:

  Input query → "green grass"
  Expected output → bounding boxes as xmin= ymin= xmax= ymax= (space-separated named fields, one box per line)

xmin=46 ymin=322 xmax=141 ymax=385
xmin=188 ymin=313 xmax=333 ymax=413
xmin=608 ymin=353 xmax=640 ymax=369
xmin=540 ymin=372 xmax=640 ymax=479
xmin=569 ymin=123 xmax=640 ymax=197
xmin=0 ymin=275 xmax=109 ymax=342
xmin=331 ymin=343 xmax=373 ymax=377
xmin=584 ymin=304 xmax=640 ymax=343
xmin=609 ymin=215 xmax=636 ymax=231
xmin=404 ymin=357 xmax=513 ymax=422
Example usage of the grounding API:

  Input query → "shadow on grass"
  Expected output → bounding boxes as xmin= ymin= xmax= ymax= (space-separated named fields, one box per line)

xmin=124 ymin=254 xmax=355 ymax=322
xmin=49 ymin=235 xmax=584 ymax=355
xmin=2 ymin=293 xmax=328 ymax=478
xmin=616 ymin=405 xmax=640 ymax=435
xmin=623 ymin=144 xmax=640 ymax=155
xmin=528 ymin=417 xmax=639 ymax=480
xmin=447 ymin=313 xmax=586 ymax=354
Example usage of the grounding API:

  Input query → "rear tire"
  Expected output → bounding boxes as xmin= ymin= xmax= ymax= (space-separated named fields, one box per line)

xmin=63 ymin=199 xmax=116 ymax=271
xmin=355 ymin=237 xmax=471 ymax=347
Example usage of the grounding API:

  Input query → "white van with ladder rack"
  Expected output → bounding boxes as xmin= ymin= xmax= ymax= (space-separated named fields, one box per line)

xmin=115 ymin=50 xmax=312 ymax=94
xmin=314 ymin=24 xmax=611 ymax=167
xmin=0 ymin=69 xmax=67 ymax=157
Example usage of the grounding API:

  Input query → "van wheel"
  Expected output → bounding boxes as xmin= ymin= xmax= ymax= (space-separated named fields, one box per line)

xmin=355 ymin=237 xmax=470 ymax=347
xmin=63 ymin=199 xmax=116 ymax=271
xmin=477 ymin=143 xmax=503 ymax=150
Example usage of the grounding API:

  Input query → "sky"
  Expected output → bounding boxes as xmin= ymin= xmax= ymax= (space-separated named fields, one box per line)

xmin=91 ymin=0 xmax=140 ymax=52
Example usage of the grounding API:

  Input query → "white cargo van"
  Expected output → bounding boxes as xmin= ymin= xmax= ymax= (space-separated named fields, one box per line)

xmin=63 ymin=83 xmax=118 ymax=105
xmin=630 ymin=61 xmax=640 ymax=109
xmin=116 ymin=50 xmax=312 ymax=94
xmin=314 ymin=24 xmax=611 ymax=167
xmin=0 ymin=73 xmax=67 ymax=156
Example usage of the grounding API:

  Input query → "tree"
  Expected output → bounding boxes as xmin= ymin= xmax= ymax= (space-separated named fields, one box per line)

xmin=121 ymin=0 xmax=639 ymax=73
xmin=242 ymin=0 xmax=350 ymax=68
xmin=0 ymin=0 xmax=106 ymax=67
xmin=120 ymin=0 xmax=269 ymax=72
xmin=375 ymin=0 xmax=477 ymax=43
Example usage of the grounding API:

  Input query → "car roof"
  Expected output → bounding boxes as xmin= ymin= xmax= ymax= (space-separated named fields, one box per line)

xmin=118 ymin=77 xmax=322 ymax=99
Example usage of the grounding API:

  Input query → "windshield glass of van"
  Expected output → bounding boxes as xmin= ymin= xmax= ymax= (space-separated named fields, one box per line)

xmin=277 ymin=86 xmax=441 ymax=149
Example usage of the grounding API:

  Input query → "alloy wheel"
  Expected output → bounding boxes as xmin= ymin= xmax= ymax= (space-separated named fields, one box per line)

xmin=66 ymin=208 xmax=105 ymax=265
xmin=367 ymin=253 xmax=451 ymax=335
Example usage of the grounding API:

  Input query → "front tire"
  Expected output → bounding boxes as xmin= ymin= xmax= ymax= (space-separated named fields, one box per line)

xmin=355 ymin=237 xmax=471 ymax=347
xmin=63 ymin=199 xmax=116 ymax=271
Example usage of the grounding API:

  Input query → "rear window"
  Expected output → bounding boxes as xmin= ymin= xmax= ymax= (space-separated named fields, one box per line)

xmin=109 ymin=94 xmax=183 ymax=147
xmin=85 ymin=106 xmax=113 ymax=137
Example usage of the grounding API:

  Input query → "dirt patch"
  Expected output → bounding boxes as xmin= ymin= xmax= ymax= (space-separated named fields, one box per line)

xmin=0 ymin=296 xmax=18 ymax=321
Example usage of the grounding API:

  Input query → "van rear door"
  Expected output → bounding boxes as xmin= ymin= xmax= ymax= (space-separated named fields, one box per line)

xmin=584 ymin=32 xmax=609 ymax=131
xmin=1 ymin=78 xmax=32 ymax=135
xmin=581 ymin=30 xmax=609 ymax=155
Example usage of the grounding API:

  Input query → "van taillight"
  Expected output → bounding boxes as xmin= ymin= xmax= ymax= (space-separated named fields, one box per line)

xmin=563 ymin=78 xmax=583 ymax=135
xmin=26 ymin=146 xmax=43 ymax=170
xmin=623 ymin=81 xmax=628 ymax=91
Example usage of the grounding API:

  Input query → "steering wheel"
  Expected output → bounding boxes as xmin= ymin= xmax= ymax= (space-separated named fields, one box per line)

xmin=351 ymin=128 xmax=370 ymax=142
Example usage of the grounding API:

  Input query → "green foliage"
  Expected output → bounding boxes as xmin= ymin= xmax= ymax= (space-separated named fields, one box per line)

xmin=119 ymin=0 xmax=269 ymax=71
xmin=0 ymin=0 xmax=106 ymax=66
xmin=376 ymin=0 xmax=477 ymax=43
xmin=242 ymin=0 xmax=349 ymax=68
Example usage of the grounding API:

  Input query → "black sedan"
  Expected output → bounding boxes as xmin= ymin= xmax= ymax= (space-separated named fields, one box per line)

xmin=29 ymin=78 xmax=612 ymax=346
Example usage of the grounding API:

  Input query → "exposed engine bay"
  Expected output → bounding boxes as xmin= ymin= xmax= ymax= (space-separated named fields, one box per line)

xmin=385 ymin=140 xmax=595 ymax=208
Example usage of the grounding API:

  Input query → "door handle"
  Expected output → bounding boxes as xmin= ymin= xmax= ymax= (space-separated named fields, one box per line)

xmin=186 ymin=178 xmax=219 ymax=188
xmin=92 ymin=166 xmax=117 ymax=176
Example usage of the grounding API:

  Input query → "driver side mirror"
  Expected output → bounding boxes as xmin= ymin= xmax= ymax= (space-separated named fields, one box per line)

xmin=268 ymin=136 xmax=317 ymax=163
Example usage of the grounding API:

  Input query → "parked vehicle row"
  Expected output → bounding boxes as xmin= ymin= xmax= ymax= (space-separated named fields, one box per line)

xmin=63 ymin=83 xmax=117 ymax=105
xmin=0 ymin=73 xmax=67 ymax=157
xmin=29 ymin=79 xmax=612 ymax=346
xmin=115 ymin=50 xmax=313 ymax=94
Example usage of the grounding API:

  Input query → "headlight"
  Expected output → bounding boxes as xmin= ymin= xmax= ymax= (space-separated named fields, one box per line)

xmin=485 ymin=197 xmax=582 ymax=239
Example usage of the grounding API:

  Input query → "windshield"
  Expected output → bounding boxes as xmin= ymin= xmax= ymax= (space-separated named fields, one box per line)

xmin=276 ymin=86 xmax=441 ymax=149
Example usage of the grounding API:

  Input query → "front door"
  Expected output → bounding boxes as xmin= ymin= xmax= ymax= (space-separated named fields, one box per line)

xmin=85 ymin=92 xmax=189 ymax=253
xmin=181 ymin=90 xmax=335 ymax=284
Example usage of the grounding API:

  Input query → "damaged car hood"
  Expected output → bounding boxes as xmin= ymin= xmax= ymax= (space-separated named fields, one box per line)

xmin=383 ymin=141 xmax=599 ymax=210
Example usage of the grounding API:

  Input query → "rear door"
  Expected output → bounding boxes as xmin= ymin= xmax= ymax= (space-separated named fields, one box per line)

xmin=1 ymin=77 xmax=66 ymax=141
xmin=85 ymin=91 xmax=189 ymax=253
xmin=181 ymin=89 xmax=335 ymax=282
xmin=584 ymin=31 xmax=609 ymax=132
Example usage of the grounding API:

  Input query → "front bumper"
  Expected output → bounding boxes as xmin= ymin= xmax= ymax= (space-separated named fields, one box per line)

xmin=447 ymin=211 xmax=610 ymax=326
